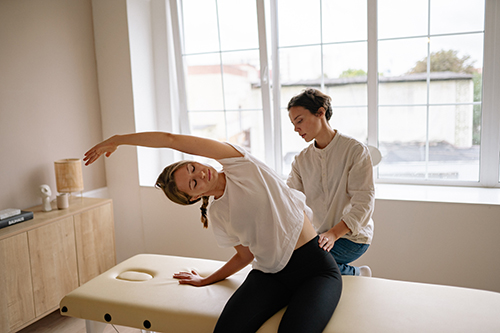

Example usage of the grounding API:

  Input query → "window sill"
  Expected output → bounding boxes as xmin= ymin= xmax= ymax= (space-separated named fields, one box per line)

xmin=375 ymin=184 xmax=500 ymax=206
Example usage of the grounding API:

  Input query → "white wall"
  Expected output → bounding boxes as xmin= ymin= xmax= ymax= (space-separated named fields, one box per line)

xmin=91 ymin=0 xmax=500 ymax=294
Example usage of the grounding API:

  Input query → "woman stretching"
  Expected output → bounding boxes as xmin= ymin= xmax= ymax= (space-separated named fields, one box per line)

xmin=84 ymin=132 xmax=342 ymax=333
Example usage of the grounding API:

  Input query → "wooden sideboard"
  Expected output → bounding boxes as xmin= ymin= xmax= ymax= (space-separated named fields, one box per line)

xmin=0 ymin=197 xmax=116 ymax=333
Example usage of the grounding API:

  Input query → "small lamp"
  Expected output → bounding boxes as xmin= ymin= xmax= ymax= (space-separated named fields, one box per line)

xmin=54 ymin=158 xmax=84 ymax=207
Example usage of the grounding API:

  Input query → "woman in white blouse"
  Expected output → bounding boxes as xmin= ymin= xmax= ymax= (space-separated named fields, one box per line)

xmin=287 ymin=88 xmax=375 ymax=277
xmin=84 ymin=131 xmax=342 ymax=333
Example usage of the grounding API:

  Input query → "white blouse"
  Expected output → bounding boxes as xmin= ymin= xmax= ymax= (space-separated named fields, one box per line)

xmin=209 ymin=144 xmax=312 ymax=273
xmin=287 ymin=131 xmax=375 ymax=244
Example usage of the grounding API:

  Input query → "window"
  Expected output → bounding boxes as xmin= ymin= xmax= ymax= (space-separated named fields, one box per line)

xmin=160 ymin=0 xmax=500 ymax=187
xmin=377 ymin=0 xmax=485 ymax=183
xmin=179 ymin=0 xmax=266 ymax=165
xmin=277 ymin=0 xmax=368 ymax=175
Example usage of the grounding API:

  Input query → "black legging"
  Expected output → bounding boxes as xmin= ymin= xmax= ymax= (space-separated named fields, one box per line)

xmin=214 ymin=236 xmax=342 ymax=333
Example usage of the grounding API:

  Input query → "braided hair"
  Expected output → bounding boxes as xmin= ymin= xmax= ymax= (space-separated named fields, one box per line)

xmin=155 ymin=161 xmax=210 ymax=228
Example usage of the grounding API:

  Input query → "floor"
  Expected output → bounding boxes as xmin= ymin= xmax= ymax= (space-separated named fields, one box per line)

xmin=18 ymin=310 xmax=143 ymax=333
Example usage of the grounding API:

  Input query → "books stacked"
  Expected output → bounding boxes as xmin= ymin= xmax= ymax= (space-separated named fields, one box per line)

xmin=0 ymin=208 xmax=34 ymax=229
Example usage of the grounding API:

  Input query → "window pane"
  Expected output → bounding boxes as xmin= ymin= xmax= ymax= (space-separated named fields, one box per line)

xmin=323 ymin=42 xmax=367 ymax=107
xmin=322 ymin=0 xmax=367 ymax=43
xmin=328 ymin=80 xmax=367 ymax=107
xmin=378 ymin=106 xmax=427 ymax=179
xmin=184 ymin=54 xmax=224 ymax=111
xmin=189 ymin=111 xmax=226 ymax=140
xmin=281 ymin=108 xmax=310 ymax=176
xmin=278 ymin=0 xmax=321 ymax=47
xmin=378 ymin=0 xmax=428 ymax=39
xmin=323 ymin=42 xmax=367 ymax=80
xmin=331 ymin=107 xmax=367 ymax=143
xmin=279 ymin=45 xmax=322 ymax=92
xmin=181 ymin=0 xmax=266 ymax=168
xmin=227 ymin=110 xmax=266 ymax=162
xmin=217 ymin=0 xmax=259 ymax=51
xmin=280 ymin=85 xmax=309 ymax=111
xmin=430 ymin=0 xmax=485 ymax=35
xmin=181 ymin=0 xmax=219 ymax=54
xmin=221 ymin=50 xmax=262 ymax=110
xmin=379 ymin=38 xmax=429 ymax=78
xmin=378 ymin=38 xmax=428 ymax=105
xmin=428 ymin=34 xmax=484 ymax=104
xmin=189 ymin=110 xmax=265 ymax=162
xmin=428 ymin=105 xmax=479 ymax=181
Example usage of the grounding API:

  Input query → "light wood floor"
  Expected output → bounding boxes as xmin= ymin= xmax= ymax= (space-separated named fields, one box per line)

xmin=18 ymin=310 xmax=143 ymax=333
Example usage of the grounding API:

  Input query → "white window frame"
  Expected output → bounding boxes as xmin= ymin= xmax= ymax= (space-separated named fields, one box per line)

xmin=480 ymin=0 xmax=500 ymax=187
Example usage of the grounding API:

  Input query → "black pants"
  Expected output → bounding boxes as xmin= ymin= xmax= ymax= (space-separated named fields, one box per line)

xmin=214 ymin=236 xmax=342 ymax=333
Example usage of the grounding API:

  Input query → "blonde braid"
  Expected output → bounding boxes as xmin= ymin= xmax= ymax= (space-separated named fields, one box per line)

xmin=200 ymin=196 xmax=210 ymax=228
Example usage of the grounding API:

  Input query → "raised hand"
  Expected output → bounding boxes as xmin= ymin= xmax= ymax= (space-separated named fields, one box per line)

xmin=83 ymin=137 xmax=118 ymax=166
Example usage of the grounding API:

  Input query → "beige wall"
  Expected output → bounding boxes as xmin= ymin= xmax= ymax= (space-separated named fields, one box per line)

xmin=0 ymin=0 xmax=106 ymax=209
xmin=353 ymin=199 xmax=500 ymax=293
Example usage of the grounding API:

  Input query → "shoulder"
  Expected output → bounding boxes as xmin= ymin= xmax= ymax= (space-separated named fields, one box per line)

xmin=336 ymin=132 xmax=369 ymax=154
xmin=293 ymin=143 xmax=315 ymax=162
xmin=225 ymin=143 xmax=246 ymax=155
xmin=218 ymin=143 xmax=249 ymax=164
xmin=335 ymin=132 xmax=373 ymax=167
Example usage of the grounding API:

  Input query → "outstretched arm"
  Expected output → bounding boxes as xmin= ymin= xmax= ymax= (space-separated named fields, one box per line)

xmin=173 ymin=245 xmax=254 ymax=287
xmin=83 ymin=132 xmax=242 ymax=166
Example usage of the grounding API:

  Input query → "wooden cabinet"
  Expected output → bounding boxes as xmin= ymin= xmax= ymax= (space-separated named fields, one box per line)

xmin=0 ymin=197 xmax=115 ymax=333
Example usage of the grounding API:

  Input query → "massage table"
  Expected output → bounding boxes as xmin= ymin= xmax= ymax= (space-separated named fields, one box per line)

xmin=60 ymin=254 xmax=500 ymax=333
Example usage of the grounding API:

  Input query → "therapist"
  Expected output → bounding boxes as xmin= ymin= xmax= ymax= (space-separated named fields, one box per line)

xmin=287 ymin=88 xmax=375 ymax=276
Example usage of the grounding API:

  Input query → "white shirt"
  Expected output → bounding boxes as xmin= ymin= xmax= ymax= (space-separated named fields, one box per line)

xmin=209 ymin=144 xmax=312 ymax=273
xmin=287 ymin=131 xmax=375 ymax=244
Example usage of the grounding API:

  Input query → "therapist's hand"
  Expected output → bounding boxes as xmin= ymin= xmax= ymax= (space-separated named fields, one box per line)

xmin=319 ymin=221 xmax=351 ymax=252
xmin=173 ymin=270 xmax=206 ymax=287
xmin=318 ymin=230 xmax=336 ymax=252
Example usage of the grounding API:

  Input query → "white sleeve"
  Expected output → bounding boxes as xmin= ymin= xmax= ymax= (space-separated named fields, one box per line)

xmin=341 ymin=145 xmax=375 ymax=236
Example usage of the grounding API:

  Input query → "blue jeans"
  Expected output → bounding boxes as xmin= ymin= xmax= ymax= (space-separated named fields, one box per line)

xmin=330 ymin=238 xmax=370 ymax=276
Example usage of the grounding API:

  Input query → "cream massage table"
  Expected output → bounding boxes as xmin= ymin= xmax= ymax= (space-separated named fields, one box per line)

xmin=60 ymin=254 xmax=500 ymax=333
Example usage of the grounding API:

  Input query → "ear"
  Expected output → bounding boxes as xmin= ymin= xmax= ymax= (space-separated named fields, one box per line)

xmin=315 ymin=107 xmax=326 ymax=118
xmin=190 ymin=195 xmax=202 ymax=202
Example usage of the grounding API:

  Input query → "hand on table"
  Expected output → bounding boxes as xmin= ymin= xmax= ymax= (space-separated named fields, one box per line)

xmin=173 ymin=270 xmax=205 ymax=287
